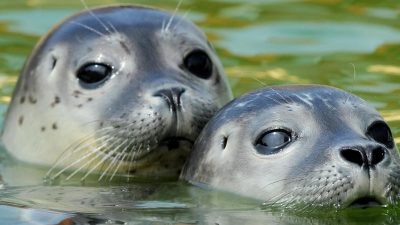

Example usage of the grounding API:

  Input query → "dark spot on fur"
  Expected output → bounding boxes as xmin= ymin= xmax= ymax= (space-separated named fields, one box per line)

xmin=20 ymin=96 xmax=25 ymax=104
xmin=87 ymin=97 xmax=93 ymax=102
xmin=119 ymin=41 xmax=130 ymax=55
xmin=51 ymin=96 xmax=60 ymax=107
xmin=52 ymin=123 xmax=58 ymax=130
xmin=214 ymin=72 xmax=221 ymax=84
xmin=73 ymin=90 xmax=82 ymax=98
xmin=77 ymin=104 xmax=83 ymax=108
xmin=51 ymin=56 xmax=57 ymax=70
xmin=41 ymin=126 xmax=46 ymax=132
xmin=99 ymin=122 xmax=104 ymax=127
xmin=28 ymin=95 xmax=37 ymax=104
xmin=18 ymin=116 xmax=23 ymax=125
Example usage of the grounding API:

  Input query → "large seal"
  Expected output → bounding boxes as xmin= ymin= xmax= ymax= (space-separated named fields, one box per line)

xmin=182 ymin=85 xmax=400 ymax=209
xmin=1 ymin=5 xmax=232 ymax=181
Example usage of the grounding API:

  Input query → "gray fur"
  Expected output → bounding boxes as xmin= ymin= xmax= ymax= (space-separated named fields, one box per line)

xmin=1 ymin=5 xmax=232 ymax=181
xmin=182 ymin=85 xmax=400 ymax=209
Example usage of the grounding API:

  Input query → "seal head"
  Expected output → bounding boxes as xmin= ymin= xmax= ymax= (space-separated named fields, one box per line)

xmin=182 ymin=85 xmax=400 ymax=209
xmin=1 ymin=5 xmax=232 ymax=180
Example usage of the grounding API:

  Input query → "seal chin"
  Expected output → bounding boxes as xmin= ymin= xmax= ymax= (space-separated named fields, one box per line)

xmin=116 ymin=137 xmax=194 ymax=163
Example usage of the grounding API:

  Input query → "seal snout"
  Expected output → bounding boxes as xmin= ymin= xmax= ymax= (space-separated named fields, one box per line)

xmin=153 ymin=87 xmax=186 ymax=113
xmin=340 ymin=146 xmax=386 ymax=168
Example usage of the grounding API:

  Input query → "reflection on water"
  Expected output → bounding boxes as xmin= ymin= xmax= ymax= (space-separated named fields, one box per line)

xmin=215 ymin=22 xmax=400 ymax=55
xmin=0 ymin=0 xmax=400 ymax=224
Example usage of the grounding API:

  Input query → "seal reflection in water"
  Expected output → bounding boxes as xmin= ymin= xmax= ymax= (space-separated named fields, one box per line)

xmin=182 ymin=85 xmax=400 ymax=209
xmin=1 ymin=5 xmax=232 ymax=181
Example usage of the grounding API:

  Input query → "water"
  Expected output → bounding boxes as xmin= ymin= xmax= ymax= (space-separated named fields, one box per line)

xmin=0 ymin=0 xmax=400 ymax=224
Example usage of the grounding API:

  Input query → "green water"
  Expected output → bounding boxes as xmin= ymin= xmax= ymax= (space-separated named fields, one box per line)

xmin=0 ymin=0 xmax=400 ymax=224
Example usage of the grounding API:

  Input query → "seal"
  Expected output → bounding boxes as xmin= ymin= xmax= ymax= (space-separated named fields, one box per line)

xmin=1 ymin=5 xmax=233 ymax=181
xmin=181 ymin=85 xmax=400 ymax=209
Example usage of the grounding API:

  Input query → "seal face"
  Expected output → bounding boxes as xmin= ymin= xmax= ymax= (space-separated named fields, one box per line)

xmin=1 ymin=5 xmax=232 ymax=180
xmin=182 ymin=85 xmax=400 ymax=209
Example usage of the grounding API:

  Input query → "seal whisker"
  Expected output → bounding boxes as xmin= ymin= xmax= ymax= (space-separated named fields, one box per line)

xmin=98 ymin=141 xmax=135 ymax=181
xmin=173 ymin=10 xmax=191 ymax=31
xmin=126 ymin=143 xmax=143 ymax=182
xmin=260 ymin=168 xmax=332 ymax=191
xmin=251 ymin=77 xmax=267 ymax=87
xmin=126 ymin=145 xmax=135 ymax=182
xmin=53 ymin=137 xmax=112 ymax=179
xmin=102 ymin=149 xmax=126 ymax=181
xmin=81 ymin=138 xmax=129 ymax=181
xmin=109 ymin=146 xmax=130 ymax=181
xmin=69 ymin=21 xmax=106 ymax=37
xmin=49 ymin=126 xmax=116 ymax=172
xmin=161 ymin=19 xmax=167 ymax=33
xmin=106 ymin=20 xmax=118 ymax=34
xmin=269 ymin=87 xmax=293 ymax=105
xmin=78 ymin=0 xmax=113 ymax=35
xmin=46 ymin=130 xmax=109 ymax=176
xmin=165 ymin=0 xmax=184 ymax=32
xmin=261 ymin=176 xmax=312 ymax=205
xmin=263 ymin=95 xmax=284 ymax=105
xmin=65 ymin=150 xmax=102 ymax=180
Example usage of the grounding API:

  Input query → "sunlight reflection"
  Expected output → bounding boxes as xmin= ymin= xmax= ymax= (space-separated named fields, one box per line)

xmin=367 ymin=64 xmax=400 ymax=76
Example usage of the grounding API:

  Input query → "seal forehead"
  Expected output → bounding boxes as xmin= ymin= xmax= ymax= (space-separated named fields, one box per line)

xmin=220 ymin=85 xmax=378 ymax=119
xmin=60 ymin=6 xmax=205 ymax=38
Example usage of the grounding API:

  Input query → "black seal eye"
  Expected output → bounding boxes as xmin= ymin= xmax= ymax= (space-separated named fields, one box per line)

xmin=367 ymin=121 xmax=394 ymax=149
xmin=76 ymin=63 xmax=113 ymax=85
xmin=183 ymin=50 xmax=213 ymax=79
xmin=255 ymin=129 xmax=292 ymax=155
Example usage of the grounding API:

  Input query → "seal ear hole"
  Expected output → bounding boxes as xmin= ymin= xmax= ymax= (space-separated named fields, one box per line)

xmin=51 ymin=56 xmax=57 ymax=70
xmin=221 ymin=136 xmax=228 ymax=150
xmin=366 ymin=121 xmax=394 ymax=149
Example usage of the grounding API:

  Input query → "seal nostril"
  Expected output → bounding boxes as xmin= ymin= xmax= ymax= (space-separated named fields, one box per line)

xmin=371 ymin=147 xmax=385 ymax=166
xmin=153 ymin=88 xmax=186 ymax=111
xmin=340 ymin=149 xmax=364 ymax=167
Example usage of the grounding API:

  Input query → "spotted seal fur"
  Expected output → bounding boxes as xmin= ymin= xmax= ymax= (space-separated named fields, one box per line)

xmin=1 ymin=5 xmax=232 ymax=181
xmin=182 ymin=85 xmax=400 ymax=209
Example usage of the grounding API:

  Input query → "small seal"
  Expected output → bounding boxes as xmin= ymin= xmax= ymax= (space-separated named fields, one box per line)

xmin=182 ymin=85 xmax=400 ymax=209
xmin=1 ymin=5 xmax=232 ymax=180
